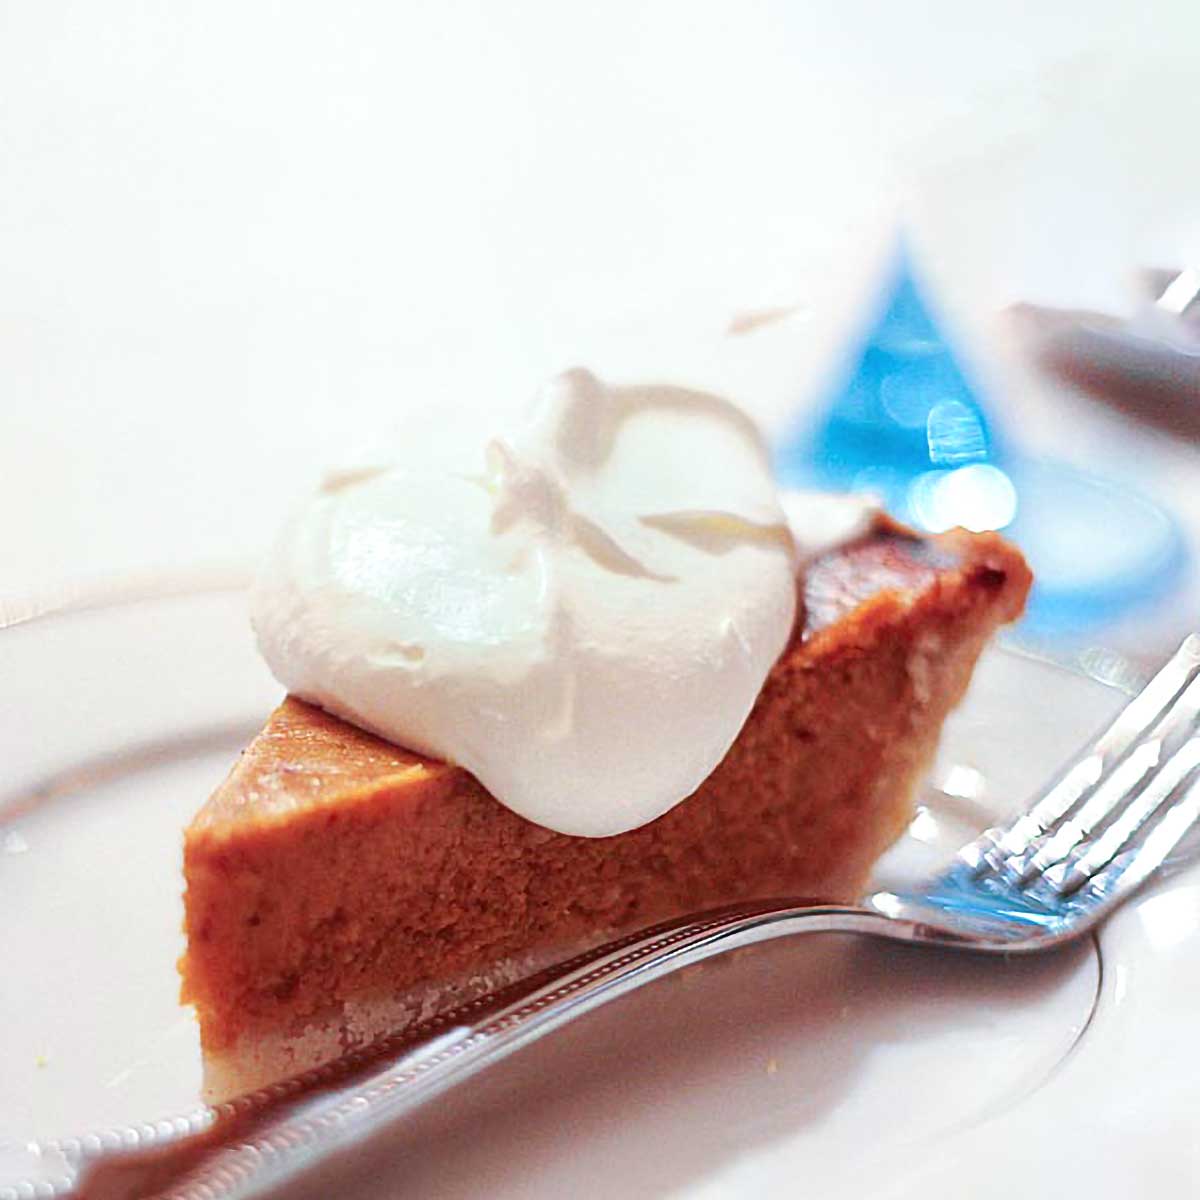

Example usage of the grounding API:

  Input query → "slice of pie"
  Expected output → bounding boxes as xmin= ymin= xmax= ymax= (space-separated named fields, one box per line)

xmin=180 ymin=518 xmax=1030 ymax=1099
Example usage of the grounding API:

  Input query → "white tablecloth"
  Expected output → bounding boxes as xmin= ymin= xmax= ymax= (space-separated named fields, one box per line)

xmin=4 ymin=2 xmax=1199 ymax=662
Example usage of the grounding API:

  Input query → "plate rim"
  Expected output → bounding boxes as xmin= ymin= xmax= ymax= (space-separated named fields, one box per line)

xmin=0 ymin=570 xmax=1144 ymax=1198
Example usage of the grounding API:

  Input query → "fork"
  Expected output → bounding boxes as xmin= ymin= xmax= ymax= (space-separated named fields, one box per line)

xmin=52 ymin=634 xmax=1200 ymax=1200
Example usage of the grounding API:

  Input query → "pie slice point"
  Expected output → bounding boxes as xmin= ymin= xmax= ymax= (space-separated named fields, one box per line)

xmin=180 ymin=521 xmax=1031 ymax=1098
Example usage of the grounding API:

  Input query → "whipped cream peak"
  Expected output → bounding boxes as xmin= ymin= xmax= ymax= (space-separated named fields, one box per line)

xmin=485 ymin=438 xmax=570 ymax=538
xmin=252 ymin=369 xmax=803 ymax=837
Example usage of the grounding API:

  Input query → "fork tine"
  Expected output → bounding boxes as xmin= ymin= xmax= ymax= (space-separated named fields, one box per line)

xmin=1013 ymin=671 xmax=1200 ymax=882
xmin=1093 ymin=772 xmax=1200 ymax=900
xmin=1048 ymin=737 xmax=1200 ymax=898
xmin=964 ymin=635 xmax=1200 ymax=876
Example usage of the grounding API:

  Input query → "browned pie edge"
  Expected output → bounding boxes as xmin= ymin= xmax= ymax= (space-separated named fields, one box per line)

xmin=180 ymin=521 xmax=1031 ymax=1097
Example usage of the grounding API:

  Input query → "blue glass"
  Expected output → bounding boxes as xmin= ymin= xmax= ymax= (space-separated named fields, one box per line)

xmin=786 ymin=246 xmax=1002 ymax=500
xmin=775 ymin=245 xmax=1185 ymax=635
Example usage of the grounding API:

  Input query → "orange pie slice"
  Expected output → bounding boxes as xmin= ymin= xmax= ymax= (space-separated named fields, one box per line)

xmin=180 ymin=519 xmax=1030 ymax=1097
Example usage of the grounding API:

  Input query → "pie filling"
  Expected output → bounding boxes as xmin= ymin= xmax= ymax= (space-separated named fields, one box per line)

xmin=181 ymin=522 xmax=1030 ymax=1099
xmin=180 ymin=368 xmax=1030 ymax=1098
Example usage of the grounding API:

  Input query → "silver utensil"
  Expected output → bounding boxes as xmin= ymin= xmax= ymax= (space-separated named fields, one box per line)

xmin=1011 ymin=267 xmax=1200 ymax=440
xmin=1148 ymin=266 xmax=1200 ymax=324
xmin=36 ymin=634 xmax=1200 ymax=1200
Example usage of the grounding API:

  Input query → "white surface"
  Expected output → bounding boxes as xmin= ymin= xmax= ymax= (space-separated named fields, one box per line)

xmin=4 ymin=7 xmax=1200 ymax=1194
xmin=3 ymin=2 xmax=1200 ymax=616
xmin=3 ymin=588 xmax=1199 ymax=1195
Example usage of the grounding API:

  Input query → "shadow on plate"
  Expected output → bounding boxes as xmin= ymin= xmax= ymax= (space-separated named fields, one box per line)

xmin=281 ymin=931 xmax=1096 ymax=1200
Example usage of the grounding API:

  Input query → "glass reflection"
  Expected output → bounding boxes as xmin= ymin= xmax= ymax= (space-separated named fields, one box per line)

xmin=776 ymin=245 xmax=1184 ymax=635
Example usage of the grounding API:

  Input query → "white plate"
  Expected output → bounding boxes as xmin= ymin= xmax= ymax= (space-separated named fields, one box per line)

xmin=1 ymin=586 xmax=1197 ymax=1197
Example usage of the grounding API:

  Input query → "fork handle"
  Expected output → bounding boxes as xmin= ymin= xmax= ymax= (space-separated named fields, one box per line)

xmin=76 ymin=900 xmax=903 ymax=1200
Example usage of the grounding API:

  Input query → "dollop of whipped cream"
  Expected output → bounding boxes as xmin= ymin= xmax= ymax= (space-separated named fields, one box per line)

xmin=252 ymin=369 xmax=799 ymax=837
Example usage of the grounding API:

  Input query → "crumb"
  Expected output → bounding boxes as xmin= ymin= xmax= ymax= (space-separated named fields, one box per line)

xmin=766 ymin=1058 xmax=778 ymax=1076
xmin=727 ymin=305 xmax=802 ymax=335
xmin=3 ymin=829 xmax=29 ymax=855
